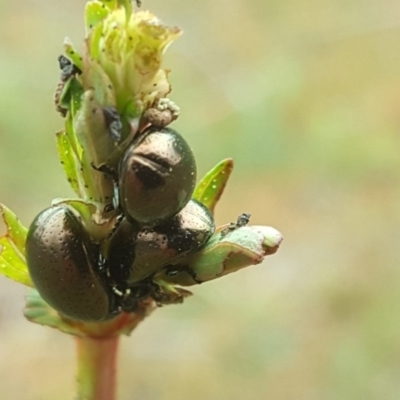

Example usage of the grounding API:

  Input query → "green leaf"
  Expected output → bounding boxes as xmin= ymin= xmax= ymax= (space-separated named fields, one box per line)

xmin=73 ymin=91 xmax=116 ymax=205
xmin=98 ymin=0 xmax=133 ymax=16
xmin=156 ymin=225 xmax=283 ymax=286
xmin=75 ymin=90 xmax=116 ymax=167
xmin=69 ymin=79 xmax=84 ymax=117
xmin=99 ymin=0 xmax=118 ymax=11
xmin=51 ymin=198 xmax=119 ymax=242
xmin=85 ymin=1 xmax=110 ymax=32
xmin=63 ymin=38 xmax=83 ymax=71
xmin=51 ymin=198 xmax=97 ymax=220
xmin=56 ymin=130 xmax=86 ymax=198
xmin=24 ymin=289 xmax=82 ymax=335
xmin=193 ymin=158 xmax=234 ymax=214
xmin=1 ymin=204 xmax=28 ymax=252
xmin=58 ymin=77 xmax=84 ymax=118
xmin=117 ymin=0 xmax=132 ymax=20
xmin=150 ymin=279 xmax=193 ymax=305
xmin=81 ymin=57 xmax=116 ymax=107
xmin=65 ymin=110 xmax=82 ymax=159
xmin=24 ymin=289 xmax=156 ymax=338
xmin=0 ymin=204 xmax=32 ymax=287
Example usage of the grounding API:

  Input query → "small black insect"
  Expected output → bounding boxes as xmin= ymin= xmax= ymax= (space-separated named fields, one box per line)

xmin=103 ymin=106 xmax=123 ymax=142
xmin=54 ymin=55 xmax=82 ymax=117
xmin=58 ymin=55 xmax=82 ymax=82
xmin=220 ymin=212 xmax=251 ymax=237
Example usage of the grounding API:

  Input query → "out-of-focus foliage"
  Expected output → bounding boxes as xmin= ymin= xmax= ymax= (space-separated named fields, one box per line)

xmin=0 ymin=204 xmax=31 ymax=286
xmin=0 ymin=0 xmax=400 ymax=399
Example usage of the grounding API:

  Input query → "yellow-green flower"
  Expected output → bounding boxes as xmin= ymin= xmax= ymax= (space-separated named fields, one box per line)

xmin=83 ymin=2 xmax=181 ymax=118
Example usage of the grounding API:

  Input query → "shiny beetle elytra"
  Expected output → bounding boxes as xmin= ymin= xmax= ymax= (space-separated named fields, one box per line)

xmin=26 ymin=205 xmax=118 ymax=321
xmin=107 ymin=199 xmax=215 ymax=286
xmin=118 ymin=127 xmax=197 ymax=227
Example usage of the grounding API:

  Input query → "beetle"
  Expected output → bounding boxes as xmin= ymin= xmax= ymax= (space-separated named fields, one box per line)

xmin=25 ymin=205 xmax=119 ymax=321
xmin=118 ymin=126 xmax=197 ymax=227
xmin=107 ymin=199 xmax=215 ymax=286
xmin=220 ymin=212 xmax=251 ymax=237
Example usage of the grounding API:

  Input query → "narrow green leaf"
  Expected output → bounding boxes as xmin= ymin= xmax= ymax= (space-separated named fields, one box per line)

xmin=51 ymin=198 xmax=118 ymax=242
xmin=117 ymin=0 xmax=132 ymax=20
xmin=73 ymin=91 xmax=116 ymax=205
xmin=69 ymin=79 xmax=84 ymax=118
xmin=58 ymin=77 xmax=84 ymax=118
xmin=99 ymin=0 xmax=118 ymax=10
xmin=0 ymin=238 xmax=32 ymax=286
xmin=56 ymin=130 xmax=86 ymax=198
xmin=156 ymin=225 xmax=283 ymax=286
xmin=193 ymin=159 xmax=234 ymax=214
xmin=63 ymin=38 xmax=83 ymax=71
xmin=0 ymin=204 xmax=32 ymax=287
xmin=0 ymin=204 xmax=28 ymax=252
xmin=87 ymin=21 xmax=104 ymax=61
xmin=74 ymin=90 xmax=116 ymax=167
xmin=82 ymin=57 xmax=116 ymax=107
xmin=85 ymin=1 xmax=110 ymax=32
xmin=24 ymin=289 xmax=86 ymax=337
xmin=51 ymin=198 xmax=97 ymax=221
xmin=65 ymin=110 xmax=82 ymax=159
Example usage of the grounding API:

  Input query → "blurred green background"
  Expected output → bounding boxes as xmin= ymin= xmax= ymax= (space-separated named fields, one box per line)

xmin=1 ymin=0 xmax=400 ymax=399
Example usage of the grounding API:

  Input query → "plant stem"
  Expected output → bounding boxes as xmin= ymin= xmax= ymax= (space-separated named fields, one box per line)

xmin=76 ymin=335 xmax=119 ymax=400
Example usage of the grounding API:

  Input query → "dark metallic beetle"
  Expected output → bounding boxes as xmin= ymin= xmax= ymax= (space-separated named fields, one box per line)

xmin=107 ymin=199 xmax=215 ymax=285
xmin=26 ymin=205 xmax=118 ymax=321
xmin=118 ymin=127 xmax=197 ymax=227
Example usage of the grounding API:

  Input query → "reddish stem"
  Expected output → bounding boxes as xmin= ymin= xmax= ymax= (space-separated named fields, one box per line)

xmin=75 ymin=335 xmax=119 ymax=400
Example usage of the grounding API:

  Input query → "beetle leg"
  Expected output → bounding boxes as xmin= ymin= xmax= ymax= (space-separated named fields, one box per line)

xmin=123 ymin=285 xmax=152 ymax=311
xmin=90 ymin=162 xmax=121 ymax=216
xmin=104 ymin=213 xmax=124 ymax=240
xmin=166 ymin=265 xmax=203 ymax=284
xmin=90 ymin=162 xmax=118 ymax=180
xmin=150 ymin=278 xmax=192 ymax=305
xmin=102 ymin=117 xmax=141 ymax=169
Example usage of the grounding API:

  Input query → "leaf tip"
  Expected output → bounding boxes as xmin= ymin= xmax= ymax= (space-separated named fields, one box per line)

xmin=254 ymin=225 xmax=283 ymax=255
